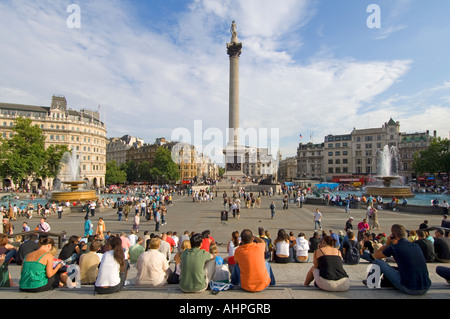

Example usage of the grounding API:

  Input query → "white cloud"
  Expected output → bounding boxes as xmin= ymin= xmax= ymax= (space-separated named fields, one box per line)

xmin=1 ymin=0 xmax=446 ymax=163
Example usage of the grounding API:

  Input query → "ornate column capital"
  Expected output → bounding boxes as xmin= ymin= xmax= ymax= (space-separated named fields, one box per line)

xmin=227 ymin=42 xmax=242 ymax=58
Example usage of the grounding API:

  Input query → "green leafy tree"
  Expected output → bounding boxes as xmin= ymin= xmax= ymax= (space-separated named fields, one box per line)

xmin=0 ymin=118 xmax=46 ymax=185
xmin=42 ymin=144 xmax=69 ymax=180
xmin=105 ymin=160 xmax=127 ymax=185
xmin=137 ymin=161 xmax=152 ymax=182
xmin=150 ymin=148 xmax=180 ymax=183
xmin=413 ymin=137 xmax=450 ymax=184
xmin=120 ymin=161 xmax=138 ymax=183
xmin=0 ymin=117 xmax=69 ymax=187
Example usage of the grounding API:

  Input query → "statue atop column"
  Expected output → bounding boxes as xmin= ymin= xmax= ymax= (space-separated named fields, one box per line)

xmin=230 ymin=20 xmax=239 ymax=43
xmin=227 ymin=20 xmax=242 ymax=58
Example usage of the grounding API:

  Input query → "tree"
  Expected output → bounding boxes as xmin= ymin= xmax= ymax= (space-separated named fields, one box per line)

xmin=0 ymin=117 xmax=68 ymax=187
xmin=105 ymin=160 xmax=127 ymax=185
xmin=150 ymin=148 xmax=180 ymax=183
xmin=218 ymin=166 xmax=225 ymax=177
xmin=42 ymin=144 xmax=69 ymax=180
xmin=0 ymin=118 xmax=46 ymax=186
xmin=137 ymin=161 xmax=152 ymax=182
xmin=120 ymin=161 xmax=138 ymax=183
xmin=413 ymin=137 xmax=450 ymax=184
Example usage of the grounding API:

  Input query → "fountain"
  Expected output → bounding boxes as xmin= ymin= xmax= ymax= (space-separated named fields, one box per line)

xmin=364 ymin=145 xmax=415 ymax=198
xmin=48 ymin=151 xmax=98 ymax=203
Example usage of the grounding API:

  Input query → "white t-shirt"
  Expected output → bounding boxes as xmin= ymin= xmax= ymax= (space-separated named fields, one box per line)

xmin=129 ymin=234 xmax=138 ymax=246
xmin=275 ymin=241 xmax=290 ymax=256
xmin=228 ymin=240 xmax=240 ymax=257
xmin=314 ymin=211 xmax=322 ymax=221
xmin=95 ymin=251 xmax=121 ymax=287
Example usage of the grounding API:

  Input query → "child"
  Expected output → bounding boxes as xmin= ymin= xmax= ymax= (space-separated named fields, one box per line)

xmin=49 ymin=246 xmax=74 ymax=288
xmin=208 ymin=244 xmax=230 ymax=283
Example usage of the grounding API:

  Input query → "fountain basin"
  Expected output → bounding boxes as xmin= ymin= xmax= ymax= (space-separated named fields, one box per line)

xmin=364 ymin=176 xmax=414 ymax=198
xmin=363 ymin=186 xmax=415 ymax=198
xmin=48 ymin=190 xmax=98 ymax=203
xmin=48 ymin=181 xmax=98 ymax=203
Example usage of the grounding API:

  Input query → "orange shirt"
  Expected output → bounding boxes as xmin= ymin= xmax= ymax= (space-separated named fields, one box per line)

xmin=234 ymin=242 xmax=270 ymax=292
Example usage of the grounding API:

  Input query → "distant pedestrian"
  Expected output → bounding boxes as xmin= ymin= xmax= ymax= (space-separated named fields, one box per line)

xmin=57 ymin=203 xmax=63 ymax=219
xmin=345 ymin=217 xmax=354 ymax=232
xmin=344 ymin=198 xmax=351 ymax=213
xmin=84 ymin=217 xmax=93 ymax=237
xmin=314 ymin=208 xmax=322 ymax=231
xmin=441 ymin=201 xmax=449 ymax=215
xmin=155 ymin=208 xmax=161 ymax=232
xmin=282 ymin=196 xmax=288 ymax=210
xmin=96 ymin=218 xmax=106 ymax=240
xmin=89 ymin=201 xmax=96 ymax=217
xmin=270 ymin=202 xmax=276 ymax=219
xmin=117 ymin=204 xmax=123 ymax=221
xmin=133 ymin=213 xmax=140 ymax=233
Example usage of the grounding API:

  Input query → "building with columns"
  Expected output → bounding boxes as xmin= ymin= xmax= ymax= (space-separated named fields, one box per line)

xmin=292 ymin=118 xmax=433 ymax=185
xmin=0 ymin=95 xmax=107 ymax=189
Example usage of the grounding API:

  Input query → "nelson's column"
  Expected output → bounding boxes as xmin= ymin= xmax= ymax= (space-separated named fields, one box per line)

xmin=224 ymin=20 xmax=245 ymax=178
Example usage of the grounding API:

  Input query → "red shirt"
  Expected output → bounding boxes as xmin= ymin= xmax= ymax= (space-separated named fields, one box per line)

xmin=200 ymin=236 xmax=215 ymax=252
xmin=165 ymin=236 xmax=176 ymax=251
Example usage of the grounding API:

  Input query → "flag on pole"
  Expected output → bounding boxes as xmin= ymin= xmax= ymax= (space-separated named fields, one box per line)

xmin=300 ymin=133 xmax=303 ymax=139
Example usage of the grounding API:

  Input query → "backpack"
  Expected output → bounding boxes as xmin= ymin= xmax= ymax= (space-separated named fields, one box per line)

xmin=345 ymin=240 xmax=360 ymax=265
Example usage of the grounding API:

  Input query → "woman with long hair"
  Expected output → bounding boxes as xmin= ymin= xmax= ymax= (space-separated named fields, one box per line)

xmin=273 ymin=229 xmax=290 ymax=263
xmin=227 ymin=231 xmax=240 ymax=257
xmin=304 ymin=235 xmax=350 ymax=292
xmin=94 ymin=236 xmax=128 ymax=294
xmin=225 ymin=231 xmax=240 ymax=273
xmin=19 ymin=237 xmax=74 ymax=292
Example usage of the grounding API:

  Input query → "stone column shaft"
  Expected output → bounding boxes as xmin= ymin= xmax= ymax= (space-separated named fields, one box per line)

xmin=229 ymin=54 xmax=240 ymax=146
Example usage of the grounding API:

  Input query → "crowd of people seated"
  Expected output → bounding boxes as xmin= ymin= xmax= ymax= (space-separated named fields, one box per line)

xmin=0 ymin=218 xmax=449 ymax=295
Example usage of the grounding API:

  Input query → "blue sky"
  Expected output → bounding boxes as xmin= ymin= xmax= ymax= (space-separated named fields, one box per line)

xmin=0 ymin=0 xmax=449 ymax=162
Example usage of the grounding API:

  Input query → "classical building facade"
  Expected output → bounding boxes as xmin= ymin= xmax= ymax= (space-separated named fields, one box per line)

xmin=278 ymin=156 xmax=297 ymax=182
xmin=242 ymin=147 xmax=279 ymax=181
xmin=117 ymin=138 xmax=219 ymax=183
xmin=0 ymin=95 xmax=107 ymax=189
xmin=323 ymin=133 xmax=352 ymax=180
xmin=296 ymin=142 xmax=324 ymax=180
xmin=350 ymin=118 xmax=401 ymax=177
xmin=107 ymin=135 xmax=144 ymax=167
xmin=397 ymin=131 xmax=434 ymax=183
xmin=292 ymin=118 xmax=433 ymax=185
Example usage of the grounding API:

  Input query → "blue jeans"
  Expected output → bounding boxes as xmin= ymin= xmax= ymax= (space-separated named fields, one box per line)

xmin=314 ymin=221 xmax=322 ymax=230
xmin=362 ymin=251 xmax=375 ymax=263
xmin=4 ymin=249 xmax=17 ymax=264
xmin=373 ymin=259 xmax=429 ymax=295
xmin=231 ymin=262 xmax=276 ymax=291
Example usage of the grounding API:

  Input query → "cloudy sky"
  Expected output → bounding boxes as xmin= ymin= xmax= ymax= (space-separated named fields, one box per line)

xmin=1 ymin=0 xmax=449 ymax=162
